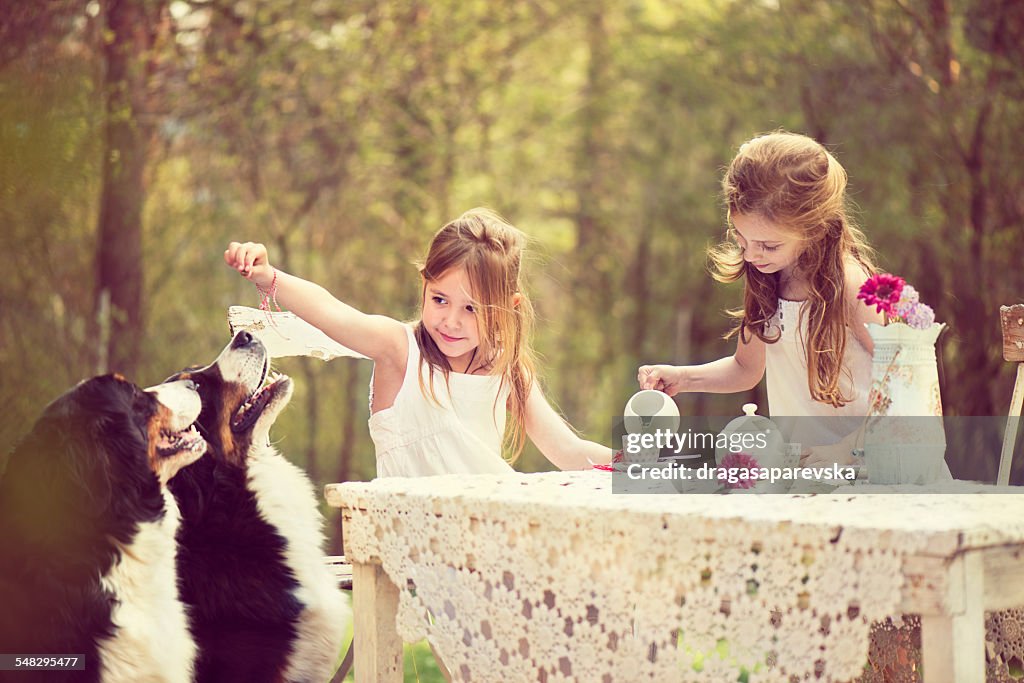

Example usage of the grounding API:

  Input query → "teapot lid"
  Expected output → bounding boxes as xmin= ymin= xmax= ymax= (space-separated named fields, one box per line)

xmin=722 ymin=403 xmax=781 ymax=439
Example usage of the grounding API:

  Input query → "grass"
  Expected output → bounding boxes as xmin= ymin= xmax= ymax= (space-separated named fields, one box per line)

xmin=338 ymin=637 xmax=752 ymax=682
xmin=339 ymin=635 xmax=765 ymax=682
xmin=340 ymin=640 xmax=447 ymax=683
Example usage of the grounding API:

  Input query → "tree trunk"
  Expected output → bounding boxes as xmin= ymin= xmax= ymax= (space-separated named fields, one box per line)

xmin=94 ymin=0 xmax=161 ymax=376
xmin=560 ymin=4 xmax=612 ymax=418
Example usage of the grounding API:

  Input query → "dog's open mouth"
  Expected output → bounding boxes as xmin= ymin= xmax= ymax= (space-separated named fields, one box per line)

xmin=156 ymin=423 xmax=205 ymax=457
xmin=231 ymin=371 xmax=289 ymax=433
xmin=148 ymin=378 xmax=206 ymax=458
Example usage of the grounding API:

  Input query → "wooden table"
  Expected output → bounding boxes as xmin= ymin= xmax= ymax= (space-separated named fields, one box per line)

xmin=326 ymin=472 xmax=1024 ymax=682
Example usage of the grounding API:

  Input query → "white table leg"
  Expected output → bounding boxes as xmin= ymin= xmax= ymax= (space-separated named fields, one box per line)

xmin=920 ymin=552 xmax=985 ymax=682
xmin=353 ymin=562 xmax=403 ymax=683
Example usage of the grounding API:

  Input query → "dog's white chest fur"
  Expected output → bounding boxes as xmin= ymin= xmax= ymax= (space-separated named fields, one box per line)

xmin=98 ymin=489 xmax=196 ymax=683
xmin=248 ymin=443 xmax=351 ymax=682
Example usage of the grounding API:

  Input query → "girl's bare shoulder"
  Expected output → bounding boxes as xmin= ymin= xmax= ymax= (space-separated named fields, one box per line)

xmin=843 ymin=258 xmax=871 ymax=300
xmin=843 ymin=259 xmax=884 ymax=327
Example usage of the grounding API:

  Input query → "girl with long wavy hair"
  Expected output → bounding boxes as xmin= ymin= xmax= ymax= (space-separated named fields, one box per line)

xmin=226 ymin=208 xmax=612 ymax=476
xmin=639 ymin=132 xmax=883 ymax=466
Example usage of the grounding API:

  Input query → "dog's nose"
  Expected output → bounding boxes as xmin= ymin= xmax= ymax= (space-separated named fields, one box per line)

xmin=231 ymin=330 xmax=254 ymax=349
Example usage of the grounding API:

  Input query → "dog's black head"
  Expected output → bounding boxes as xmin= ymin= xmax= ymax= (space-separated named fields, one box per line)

xmin=0 ymin=374 xmax=205 ymax=573
xmin=165 ymin=331 xmax=293 ymax=467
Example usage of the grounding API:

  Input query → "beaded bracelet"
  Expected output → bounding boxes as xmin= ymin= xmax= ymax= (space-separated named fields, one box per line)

xmin=256 ymin=267 xmax=281 ymax=313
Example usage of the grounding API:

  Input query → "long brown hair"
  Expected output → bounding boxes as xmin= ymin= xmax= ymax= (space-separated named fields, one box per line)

xmin=708 ymin=131 xmax=876 ymax=407
xmin=414 ymin=208 xmax=537 ymax=462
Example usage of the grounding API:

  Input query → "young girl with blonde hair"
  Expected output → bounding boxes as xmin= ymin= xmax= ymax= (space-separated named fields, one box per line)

xmin=639 ymin=132 xmax=884 ymax=465
xmin=226 ymin=208 xmax=612 ymax=476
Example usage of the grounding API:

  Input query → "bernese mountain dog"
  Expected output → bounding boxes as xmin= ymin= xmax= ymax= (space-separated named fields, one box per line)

xmin=0 ymin=374 xmax=205 ymax=683
xmin=167 ymin=330 xmax=350 ymax=683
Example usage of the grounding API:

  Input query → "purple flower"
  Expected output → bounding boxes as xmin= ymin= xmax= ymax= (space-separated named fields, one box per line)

xmin=858 ymin=274 xmax=905 ymax=315
xmin=903 ymin=302 xmax=936 ymax=329
xmin=900 ymin=285 xmax=920 ymax=305
xmin=893 ymin=285 xmax=920 ymax=320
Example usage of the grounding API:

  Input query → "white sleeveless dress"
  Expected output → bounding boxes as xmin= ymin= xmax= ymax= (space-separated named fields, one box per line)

xmin=764 ymin=298 xmax=871 ymax=448
xmin=368 ymin=325 xmax=514 ymax=477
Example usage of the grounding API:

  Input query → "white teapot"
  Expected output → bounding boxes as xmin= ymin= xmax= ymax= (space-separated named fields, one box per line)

xmin=716 ymin=404 xmax=795 ymax=492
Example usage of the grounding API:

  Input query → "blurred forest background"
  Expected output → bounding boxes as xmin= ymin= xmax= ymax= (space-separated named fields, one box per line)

xmin=2 ymin=0 xmax=1023 ymax=547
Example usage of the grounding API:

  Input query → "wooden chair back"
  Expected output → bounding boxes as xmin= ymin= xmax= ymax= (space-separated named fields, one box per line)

xmin=997 ymin=305 xmax=1024 ymax=485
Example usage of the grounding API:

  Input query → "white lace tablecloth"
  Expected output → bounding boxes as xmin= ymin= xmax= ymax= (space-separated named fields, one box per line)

xmin=334 ymin=471 xmax=1024 ymax=682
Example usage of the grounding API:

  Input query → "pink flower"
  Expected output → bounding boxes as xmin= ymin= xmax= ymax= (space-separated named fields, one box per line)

xmin=719 ymin=452 xmax=760 ymax=489
xmin=869 ymin=279 xmax=938 ymax=329
xmin=857 ymin=274 xmax=905 ymax=314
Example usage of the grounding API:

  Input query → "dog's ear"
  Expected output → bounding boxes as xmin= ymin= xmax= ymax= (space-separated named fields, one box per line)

xmin=162 ymin=366 xmax=203 ymax=384
xmin=41 ymin=375 xmax=145 ymax=518
xmin=34 ymin=409 xmax=117 ymax=518
xmin=65 ymin=423 xmax=115 ymax=513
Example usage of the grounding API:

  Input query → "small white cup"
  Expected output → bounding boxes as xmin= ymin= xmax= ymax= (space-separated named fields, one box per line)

xmin=621 ymin=434 xmax=661 ymax=465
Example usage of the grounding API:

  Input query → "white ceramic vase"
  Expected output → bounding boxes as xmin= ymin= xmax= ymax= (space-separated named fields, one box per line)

xmin=863 ymin=322 xmax=947 ymax=484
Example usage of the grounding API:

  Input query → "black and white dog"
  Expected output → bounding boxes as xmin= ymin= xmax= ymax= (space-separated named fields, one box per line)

xmin=0 ymin=374 xmax=204 ymax=683
xmin=167 ymin=331 xmax=350 ymax=683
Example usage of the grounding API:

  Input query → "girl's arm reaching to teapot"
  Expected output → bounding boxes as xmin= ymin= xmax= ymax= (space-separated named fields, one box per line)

xmin=639 ymin=333 xmax=767 ymax=396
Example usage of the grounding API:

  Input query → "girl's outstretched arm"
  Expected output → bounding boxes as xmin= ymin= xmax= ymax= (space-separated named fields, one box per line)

xmin=224 ymin=241 xmax=407 ymax=365
xmin=638 ymin=333 xmax=767 ymax=395
xmin=524 ymin=384 xmax=614 ymax=470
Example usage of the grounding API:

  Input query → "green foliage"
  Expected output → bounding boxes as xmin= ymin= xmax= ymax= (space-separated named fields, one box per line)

xmin=0 ymin=53 xmax=103 ymax=448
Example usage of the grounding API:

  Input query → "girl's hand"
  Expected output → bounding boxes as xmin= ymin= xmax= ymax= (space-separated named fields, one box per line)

xmin=224 ymin=241 xmax=274 ymax=288
xmin=637 ymin=365 xmax=686 ymax=396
